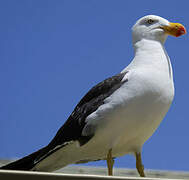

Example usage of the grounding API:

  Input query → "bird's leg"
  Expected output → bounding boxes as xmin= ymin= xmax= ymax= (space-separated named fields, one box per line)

xmin=135 ymin=152 xmax=145 ymax=177
xmin=106 ymin=149 xmax=114 ymax=176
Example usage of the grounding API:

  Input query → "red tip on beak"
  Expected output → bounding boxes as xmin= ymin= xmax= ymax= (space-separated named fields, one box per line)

xmin=163 ymin=23 xmax=186 ymax=37
xmin=176 ymin=25 xmax=187 ymax=37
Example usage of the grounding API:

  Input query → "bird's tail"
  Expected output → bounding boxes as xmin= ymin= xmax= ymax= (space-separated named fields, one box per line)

xmin=0 ymin=146 xmax=49 ymax=171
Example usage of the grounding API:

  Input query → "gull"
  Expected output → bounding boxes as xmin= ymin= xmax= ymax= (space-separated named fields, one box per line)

xmin=0 ymin=15 xmax=186 ymax=177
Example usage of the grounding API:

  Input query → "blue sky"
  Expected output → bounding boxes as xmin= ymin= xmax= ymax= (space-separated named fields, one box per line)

xmin=0 ymin=0 xmax=189 ymax=172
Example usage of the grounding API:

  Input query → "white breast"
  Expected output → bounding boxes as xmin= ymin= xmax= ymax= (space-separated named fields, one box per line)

xmin=80 ymin=39 xmax=174 ymax=160
xmin=113 ymin=68 xmax=174 ymax=156
xmin=80 ymin=67 xmax=174 ymax=160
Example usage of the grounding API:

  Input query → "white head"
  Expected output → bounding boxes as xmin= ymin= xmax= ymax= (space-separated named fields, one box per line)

xmin=132 ymin=15 xmax=186 ymax=44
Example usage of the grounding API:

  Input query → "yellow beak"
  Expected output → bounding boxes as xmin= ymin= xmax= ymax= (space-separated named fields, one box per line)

xmin=162 ymin=22 xmax=186 ymax=37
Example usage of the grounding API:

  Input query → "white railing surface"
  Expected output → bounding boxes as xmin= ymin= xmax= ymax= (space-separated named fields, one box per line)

xmin=0 ymin=161 xmax=189 ymax=180
xmin=0 ymin=170 xmax=187 ymax=180
xmin=56 ymin=166 xmax=189 ymax=179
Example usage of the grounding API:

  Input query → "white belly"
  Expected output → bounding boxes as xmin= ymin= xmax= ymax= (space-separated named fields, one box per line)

xmin=34 ymin=69 xmax=175 ymax=171
xmin=80 ymin=70 xmax=174 ymax=160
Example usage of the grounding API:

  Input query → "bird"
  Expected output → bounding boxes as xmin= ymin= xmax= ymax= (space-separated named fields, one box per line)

xmin=0 ymin=15 xmax=186 ymax=177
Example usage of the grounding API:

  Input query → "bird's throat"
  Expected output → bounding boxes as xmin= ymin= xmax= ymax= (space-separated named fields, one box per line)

xmin=132 ymin=39 xmax=173 ymax=80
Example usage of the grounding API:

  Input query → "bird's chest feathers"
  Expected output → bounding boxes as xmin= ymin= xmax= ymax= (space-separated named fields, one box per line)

xmin=106 ymin=69 xmax=174 ymax=113
xmin=94 ymin=69 xmax=174 ymax=148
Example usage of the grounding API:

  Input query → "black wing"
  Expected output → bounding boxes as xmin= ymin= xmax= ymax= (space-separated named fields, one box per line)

xmin=48 ymin=71 xmax=128 ymax=149
xmin=0 ymin=71 xmax=128 ymax=170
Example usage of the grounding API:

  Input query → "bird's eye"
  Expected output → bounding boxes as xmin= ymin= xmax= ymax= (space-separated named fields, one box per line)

xmin=147 ymin=19 xmax=154 ymax=24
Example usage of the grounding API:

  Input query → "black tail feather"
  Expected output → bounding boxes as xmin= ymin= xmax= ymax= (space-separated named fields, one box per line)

xmin=0 ymin=146 xmax=49 ymax=171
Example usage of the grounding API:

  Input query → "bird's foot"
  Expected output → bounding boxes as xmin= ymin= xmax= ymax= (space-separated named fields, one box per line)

xmin=135 ymin=152 xmax=145 ymax=177
xmin=107 ymin=149 xmax=114 ymax=176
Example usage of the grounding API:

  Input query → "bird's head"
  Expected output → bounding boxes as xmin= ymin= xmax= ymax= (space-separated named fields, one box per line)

xmin=132 ymin=15 xmax=186 ymax=44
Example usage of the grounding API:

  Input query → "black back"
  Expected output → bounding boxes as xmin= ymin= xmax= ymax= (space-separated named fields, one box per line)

xmin=48 ymin=71 xmax=128 ymax=148
xmin=0 ymin=71 xmax=128 ymax=170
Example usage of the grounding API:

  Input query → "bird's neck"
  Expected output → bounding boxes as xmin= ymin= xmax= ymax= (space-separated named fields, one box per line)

xmin=126 ymin=39 xmax=173 ymax=79
xmin=133 ymin=39 xmax=165 ymax=57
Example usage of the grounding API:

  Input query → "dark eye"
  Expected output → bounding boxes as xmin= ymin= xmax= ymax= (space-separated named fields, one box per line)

xmin=147 ymin=19 xmax=154 ymax=24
